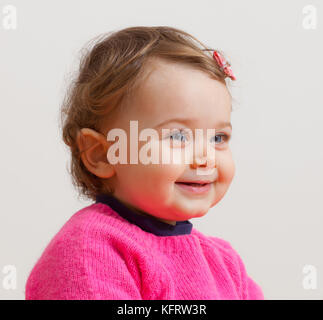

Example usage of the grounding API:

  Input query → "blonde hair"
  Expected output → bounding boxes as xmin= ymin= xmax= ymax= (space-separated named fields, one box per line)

xmin=59 ymin=25 xmax=233 ymax=201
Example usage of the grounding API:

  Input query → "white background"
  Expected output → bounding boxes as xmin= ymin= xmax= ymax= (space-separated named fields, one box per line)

xmin=0 ymin=0 xmax=322 ymax=299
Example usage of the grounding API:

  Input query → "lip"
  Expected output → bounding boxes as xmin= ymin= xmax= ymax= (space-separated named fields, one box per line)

xmin=177 ymin=180 xmax=214 ymax=184
xmin=175 ymin=182 xmax=212 ymax=194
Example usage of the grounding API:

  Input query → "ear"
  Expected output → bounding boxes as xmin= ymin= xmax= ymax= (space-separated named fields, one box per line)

xmin=76 ymin=128 xmax=115 ymax=178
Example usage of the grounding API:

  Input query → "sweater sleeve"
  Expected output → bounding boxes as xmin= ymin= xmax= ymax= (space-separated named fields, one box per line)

xmin=230 ymin=244 xmax=265 ymax=300
xmin=245 ymin=275 xmax=265 ymax=300
xmin=25 ymin=231 xmax=142 ymax=300
xmin=207 ymin=236 xmax=265 ymax=300
xmin=83 ymin=242 xmax=143 ymax=300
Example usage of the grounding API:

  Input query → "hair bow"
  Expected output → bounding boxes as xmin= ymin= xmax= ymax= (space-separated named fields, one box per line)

xmin=213 ymin=50 xmax=236 ymax=81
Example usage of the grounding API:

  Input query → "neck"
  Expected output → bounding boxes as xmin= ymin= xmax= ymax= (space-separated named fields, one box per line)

xmin=121 ymin=201 xmax=177 ymax=226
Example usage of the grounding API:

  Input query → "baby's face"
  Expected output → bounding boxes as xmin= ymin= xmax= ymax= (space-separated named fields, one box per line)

xmin=103 ymin=59 xmax=235 ymax=224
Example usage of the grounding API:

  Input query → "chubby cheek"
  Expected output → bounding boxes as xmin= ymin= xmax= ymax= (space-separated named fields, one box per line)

xmin=139 ymin=141 xmax=186 ymax=193
xmin=220 ymin=154 xmax=235 ymax=183
xmin=212 ymin=152 xmax=235 ymax=204
xmin=142 ymin=162 xmax=185 ymax=195
xmin=114 ymin=161 xmax=184 ymax=198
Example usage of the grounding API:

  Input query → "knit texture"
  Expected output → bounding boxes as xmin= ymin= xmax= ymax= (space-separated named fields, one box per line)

xmin=25 ymin=202 xmax=265 ymax=300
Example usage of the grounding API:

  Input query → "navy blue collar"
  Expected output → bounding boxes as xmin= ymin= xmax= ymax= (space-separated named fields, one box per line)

xmin=95 ymin=193 xmax=193 ymax=237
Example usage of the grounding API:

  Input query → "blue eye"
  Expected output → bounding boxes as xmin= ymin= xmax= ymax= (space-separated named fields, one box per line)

xmin=211 ymin=134 xmax=230 ymax=144
xmin=169 ymin=130 xmax=188 ymax=142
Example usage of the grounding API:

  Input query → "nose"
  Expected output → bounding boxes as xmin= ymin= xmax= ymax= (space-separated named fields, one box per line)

xmin=190 ymin=131 xmax=218 ymax=170
xmin=191 ymin=156 xmax=208 ymax=168
xmin=190 ymin=154 xmax=217 ymax=172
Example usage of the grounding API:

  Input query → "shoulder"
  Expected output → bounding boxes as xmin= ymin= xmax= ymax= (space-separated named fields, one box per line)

xmin=191 ymin=227 xmax=236 ymax=256
xmin=25 ymin=203 xmax=139 ymax=299
xmin=28 ymin=202 xmax=141 ymax=262
xmin=191 ymin=228 xmax=264 ymax=299
xmin=44 ymin=202 xmax=138 ymax=248
xmin=191 ymin=228 xmax=243 ymax=276
xmin=29 ymin=203 xmax=122 ymax=253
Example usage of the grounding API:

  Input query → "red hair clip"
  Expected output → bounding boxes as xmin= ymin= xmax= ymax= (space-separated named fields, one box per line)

xmin=213 ymin=50 xmax=236 ymax=80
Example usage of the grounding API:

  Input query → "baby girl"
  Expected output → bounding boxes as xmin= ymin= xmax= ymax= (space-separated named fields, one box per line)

xmin=25 ymin=26 xmax=264 ymax=300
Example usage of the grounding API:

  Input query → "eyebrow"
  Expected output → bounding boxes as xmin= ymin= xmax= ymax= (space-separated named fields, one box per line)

xmin=155 ymin=118 xmax=232 ymax=129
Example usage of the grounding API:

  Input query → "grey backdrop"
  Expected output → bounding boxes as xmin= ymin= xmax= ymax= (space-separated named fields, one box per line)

xmin=0 ymin=0 xmax=322 ymax=299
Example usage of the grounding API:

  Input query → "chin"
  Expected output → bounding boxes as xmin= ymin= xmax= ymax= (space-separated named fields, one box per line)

xmin=195 ymin=210 xmax=208 ymax=218
xmin=175 ymin=202 xmax=209 ymax=217
xmin=185 ymin=209 xmax=208 ymax=220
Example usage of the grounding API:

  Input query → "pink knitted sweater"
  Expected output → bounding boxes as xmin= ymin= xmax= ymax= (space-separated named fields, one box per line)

xmin=25 ymin=196 xmax=264 ymax=300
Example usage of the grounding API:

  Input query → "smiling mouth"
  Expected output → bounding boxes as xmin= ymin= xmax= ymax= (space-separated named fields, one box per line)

xmin=175 ymin=181 xmax=213 ymax=194
xmin=175 ymin=182 xmax=209 ymax=187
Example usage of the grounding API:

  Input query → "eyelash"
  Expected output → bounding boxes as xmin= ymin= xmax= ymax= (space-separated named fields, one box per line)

xmin=166 ymin=129 xmax=231 ymax=145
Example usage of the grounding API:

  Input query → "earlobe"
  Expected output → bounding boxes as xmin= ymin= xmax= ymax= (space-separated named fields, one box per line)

xmin=76 ymin=128 xmax=115 ymax=179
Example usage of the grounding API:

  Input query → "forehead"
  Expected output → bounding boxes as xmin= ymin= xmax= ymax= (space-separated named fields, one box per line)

xmin=125 ymin=59 xmax=232 ymax=128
